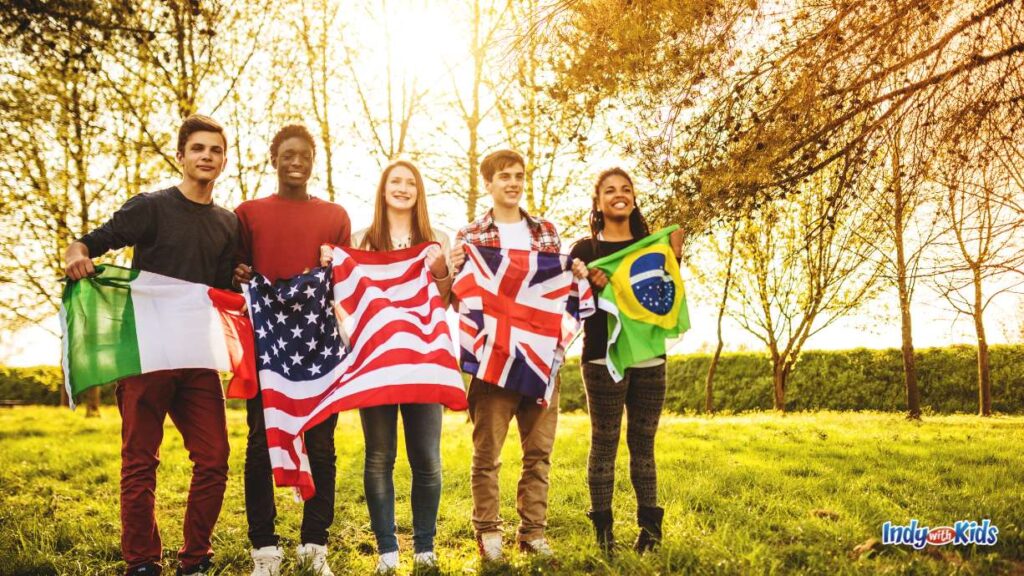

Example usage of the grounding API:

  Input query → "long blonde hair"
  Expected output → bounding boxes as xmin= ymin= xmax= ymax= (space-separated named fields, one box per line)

xmin=360 ymin=160 xmax=436 ymax=251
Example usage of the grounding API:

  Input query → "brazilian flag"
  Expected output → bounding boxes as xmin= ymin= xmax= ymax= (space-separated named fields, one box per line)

xmin=589 ymin=225 xmax=690 ymax=381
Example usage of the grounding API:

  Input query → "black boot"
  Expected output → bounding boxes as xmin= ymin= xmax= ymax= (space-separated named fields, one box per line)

xmin=587 ymin=509 xmax=615 ymax=553
xmin=635 ymin=506 xmax=663 ymax=554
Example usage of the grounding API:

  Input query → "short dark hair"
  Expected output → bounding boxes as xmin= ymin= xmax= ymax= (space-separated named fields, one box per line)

xmin=177 ymin=114 xmax=226 ymax=155
xmin=270 ymin=124 xmax=316 ymax=160
xmin=480 ymin=149 xmax=524 ymax=183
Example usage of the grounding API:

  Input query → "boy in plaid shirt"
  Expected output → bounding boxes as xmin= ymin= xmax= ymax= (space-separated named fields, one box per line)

xmin=450 ymin=149 xmax=564 ymax=562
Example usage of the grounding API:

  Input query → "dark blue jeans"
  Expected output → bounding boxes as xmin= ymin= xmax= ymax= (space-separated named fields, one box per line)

xmin=359 ymin=403 xmax=443 ymax=554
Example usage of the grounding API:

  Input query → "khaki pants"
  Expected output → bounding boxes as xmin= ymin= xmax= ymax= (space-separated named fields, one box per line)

xmin=468 ymin=377 xmax=559 ymax=541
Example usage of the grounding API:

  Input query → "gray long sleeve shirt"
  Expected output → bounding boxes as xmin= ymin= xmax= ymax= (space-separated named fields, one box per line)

xmin=79 ymin=187 xmax=239 ymax=289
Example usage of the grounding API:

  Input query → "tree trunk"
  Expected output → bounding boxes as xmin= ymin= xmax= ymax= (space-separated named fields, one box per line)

xmin=466 ymin=0 xmax=482 ymax=221
xmin=772 ymin=364 xmax=787 ymax=412
xmin=973 ymin=269 xmax=992 ymax=416
xmin=897 ymin=290 xmax=921 ymax=419
xmin=705 ymin=341 xmax=723 ymax=413
xmin=892 ymin=173 xmax=921 ymax=419
xmin=467 ymin=121 xmax=479 ymax=220
xmin=704 ymin=226 xmax=737 ymax=414
xmin=85 ymin=388 xmax=101 ymax=417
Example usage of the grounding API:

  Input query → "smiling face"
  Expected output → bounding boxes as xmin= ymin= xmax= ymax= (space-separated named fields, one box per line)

xmin=383 ymin=164 xmax=419 ymax=212
xmin=272 ymin=136 xmax=314 ymax=188
xmin=486 ymin=162 xmax=525 ymax=211
xmin=596 ymin=173 xmax=635 ymax=221
xmin=176 ymin=130 xmax=227 ymax=185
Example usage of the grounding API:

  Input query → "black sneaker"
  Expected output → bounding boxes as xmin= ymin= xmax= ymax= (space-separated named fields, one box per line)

xmin=124 ymin=564 xmax=162 ymax=576
xmin=176 ymin=557 xmax=213 ymax=576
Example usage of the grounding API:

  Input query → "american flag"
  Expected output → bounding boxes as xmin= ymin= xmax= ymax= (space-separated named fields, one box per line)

xmin=453 ymin=244 xmax=594 ymax=405
xmin=247 ymin=243 xmax=466 ymax=499
xmin=245 ymin=267 xmax=344 ymax=499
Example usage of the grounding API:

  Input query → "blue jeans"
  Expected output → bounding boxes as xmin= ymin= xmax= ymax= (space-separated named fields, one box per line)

xmin=360 ymin=403 xmax=443 ymax=553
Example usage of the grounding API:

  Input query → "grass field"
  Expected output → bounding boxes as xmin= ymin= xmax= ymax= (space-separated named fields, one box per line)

xmin=1 ymin=407 xmax=1022 ymax=575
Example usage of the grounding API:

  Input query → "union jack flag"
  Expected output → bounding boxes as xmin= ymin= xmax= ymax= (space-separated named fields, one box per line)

xmin=453 ymin=244 xmax=594 ymax=405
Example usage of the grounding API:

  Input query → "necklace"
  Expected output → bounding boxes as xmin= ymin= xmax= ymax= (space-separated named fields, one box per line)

xmin=390 ymin=233 xmax=412 ymax=249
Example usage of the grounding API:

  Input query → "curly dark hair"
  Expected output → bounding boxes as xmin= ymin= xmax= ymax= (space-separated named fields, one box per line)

xmin=270 ymin=124 xmax=316 ymax=160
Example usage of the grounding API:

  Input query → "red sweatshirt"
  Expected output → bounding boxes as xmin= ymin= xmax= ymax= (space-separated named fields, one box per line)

xmin=235 ymin=194 xmax=351 ymax=282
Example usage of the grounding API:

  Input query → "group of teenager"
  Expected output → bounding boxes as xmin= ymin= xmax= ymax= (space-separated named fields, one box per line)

xmin=63 ymin=114 xmax=684 ymax=576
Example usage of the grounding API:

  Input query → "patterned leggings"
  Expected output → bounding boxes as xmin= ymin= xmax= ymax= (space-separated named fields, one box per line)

xmin=582 ymin=362 xmax=666 ymax=512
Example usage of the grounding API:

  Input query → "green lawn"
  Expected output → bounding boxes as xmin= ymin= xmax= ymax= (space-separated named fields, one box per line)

xmin=0 ymin=407 xmax=1022 ymax=575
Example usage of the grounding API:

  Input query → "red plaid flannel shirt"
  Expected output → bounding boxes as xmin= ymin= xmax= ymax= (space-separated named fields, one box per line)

xmin=456 ymin=208 xmax=561 ymax=253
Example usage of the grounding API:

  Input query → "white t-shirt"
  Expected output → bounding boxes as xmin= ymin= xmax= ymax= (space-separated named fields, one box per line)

xmin=495 ymin=219 xmax=531 ymax=250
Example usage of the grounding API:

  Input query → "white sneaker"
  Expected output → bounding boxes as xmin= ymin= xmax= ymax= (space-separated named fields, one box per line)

xmin=250 ymin=546 xmax=283 ymax=576
xmin=374 ymin=550 xmax=400 ymax=573
xmin=476 ymin=532 xmax=504 ymax=562
xmin=413 ymin=551 xmax=436 ymax=567
xmin=519 ymin=537 xmax=554 ymax=557
xmin=296 ymin=543 xmax=334 ymax=576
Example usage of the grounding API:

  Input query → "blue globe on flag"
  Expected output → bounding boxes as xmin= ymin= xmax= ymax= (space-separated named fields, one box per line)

xmin=629 ymin=252 xmax=675 ymax=315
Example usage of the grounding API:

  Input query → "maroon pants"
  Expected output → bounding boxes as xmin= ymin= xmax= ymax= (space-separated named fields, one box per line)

xmin=116 ymin=369 xmax=230 ymax=571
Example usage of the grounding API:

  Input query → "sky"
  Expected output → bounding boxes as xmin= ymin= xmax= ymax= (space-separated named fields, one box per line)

xmin=2 ymin=0 xmax=1022 ymax=366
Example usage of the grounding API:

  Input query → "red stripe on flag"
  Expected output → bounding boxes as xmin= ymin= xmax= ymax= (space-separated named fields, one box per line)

xmin=541 ymin=283 xmax=572 ymax=301
xmin=346 ymin=290 xmax=441 ymax=342
xmin=265 ymin=383 xmax=468 ymax=430
xmin=333 ymin=259 xmax=426 ymax=305
xmin=519 ymin=340 xmax=551 ymax=377
xmin=208 ymin=288 xmax=257 ymax=399
xmin=332 ymin=243 xmax=439 ymax=266
xmin=260 ymin=353 xmax=462 ymax=417
xmin=348 ymin=315 xmax=453 ymax=364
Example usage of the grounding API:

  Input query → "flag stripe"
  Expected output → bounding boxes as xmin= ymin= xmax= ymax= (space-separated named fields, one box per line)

xmin=130 ymin=271 xmax=231 ymax=373
xmin=63 ymin=265 xmax=142 ymax=396
xmin=263 ymin=364 xmax=465 ymax=435
xmin=259 ymin=349 xmax=462 ymax=417
xmin=258 ymin=327 xmax=457 ymax=400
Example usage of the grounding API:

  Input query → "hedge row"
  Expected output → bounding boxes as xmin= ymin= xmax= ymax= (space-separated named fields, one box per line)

xmin=558 ymin=344 xmax=1024 ymax=414
xmin=0 ymin=366 xmax=115 ymax=406
xmin=3 ymin=344 xmax=1022 ymax=413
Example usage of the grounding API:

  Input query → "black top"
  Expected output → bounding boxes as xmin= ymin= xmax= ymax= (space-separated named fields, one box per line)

xmin=570 ymin=235 xmax=662 ymax=363
xmin=79 ymin=187 xmax=239 ymax=289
